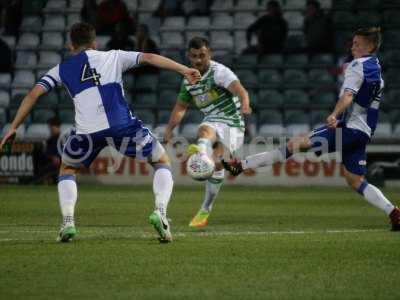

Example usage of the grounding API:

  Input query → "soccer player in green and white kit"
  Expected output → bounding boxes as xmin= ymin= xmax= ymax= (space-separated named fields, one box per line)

xmin=165 ymin=37 xmax=251 ymax=228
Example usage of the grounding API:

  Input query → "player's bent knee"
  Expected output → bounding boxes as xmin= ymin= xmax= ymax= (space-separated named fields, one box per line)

xmin=344 ymin=172 xmax=364 ymax=190
xmin=59 ymin=163 xmax=79 ymax=176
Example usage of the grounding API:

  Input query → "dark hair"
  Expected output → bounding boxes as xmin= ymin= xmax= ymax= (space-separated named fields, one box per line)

xmin=70 ymin=22 xmax=96 ymax=48
xmin=354 ymin=27 xmax=382 ymax=52
xmin=188 ymin=36 xmax=210 ymax=50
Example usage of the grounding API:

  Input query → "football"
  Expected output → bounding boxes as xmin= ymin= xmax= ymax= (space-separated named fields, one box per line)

xmin=186 ymin=153 xmax=215 ymax=181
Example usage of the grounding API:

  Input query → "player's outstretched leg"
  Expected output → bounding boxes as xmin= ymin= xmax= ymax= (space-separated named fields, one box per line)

xmin=343 ymin=168 xmax=400 ymax=231
xmin=148 ymin=147 xmax=174 ymax=242
xmin=57 ymin=163 xmax=78 ymax=242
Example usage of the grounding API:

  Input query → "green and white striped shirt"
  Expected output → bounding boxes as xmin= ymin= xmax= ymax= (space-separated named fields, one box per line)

xmin=178 ymin=60 xmax=245 ymax=129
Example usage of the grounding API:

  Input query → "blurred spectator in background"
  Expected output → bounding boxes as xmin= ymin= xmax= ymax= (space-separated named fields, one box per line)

xmin=106 ymin=22 xmax=135 ymax=51
xmin=303 ymin=0 xmax=334 ymax=54
xmin=154 ymin=0 xmax=184 ymax=18
xmin=81 ymin=0 xmax=98 ymax=26
xmin=42 ymin=117 xmax=61 ymax=183
xmin=0 ymin=37 xmax=13 ymax=72
xmin=96 ymin=0 xmax=136 ymax=35
xmin=183 ymin=0 xmax=213 ymax=16
xmin=245 ymin=0 xmax=288 ymax=55
xmin=133 ymin=24 xmax=159 ymax=75
xmin=0 ymin=0 xmax=22 ymax=36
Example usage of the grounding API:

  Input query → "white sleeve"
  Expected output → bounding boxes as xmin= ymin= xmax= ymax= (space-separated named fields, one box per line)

xmin=117 ymin=50 xmax=142 ymax=72
xmin=214 ymin=64 xmax=239 ymax=89
xmin=342 ymin=60 xmax=364 ymax=94
xmin=36 ymin=65 xmax=61 ymax=92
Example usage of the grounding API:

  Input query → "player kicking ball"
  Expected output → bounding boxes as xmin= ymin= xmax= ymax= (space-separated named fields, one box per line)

xmin=164 ymin=37 xmax=251 ymax=228
xmin=222 ymin=27 xmax=400 ymax=231
xmin=0 ymin=22 xmax=201 ymax=243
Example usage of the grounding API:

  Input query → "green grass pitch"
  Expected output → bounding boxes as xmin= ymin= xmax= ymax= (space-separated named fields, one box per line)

xmin=1 ymin=185 xmax=400 ymax=300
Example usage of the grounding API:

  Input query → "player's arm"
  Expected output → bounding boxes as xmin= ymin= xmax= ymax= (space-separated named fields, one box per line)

xmin=0 ymin=85 xmax=46 ymax=150
xmin=164 ymin=100 xmax=189 ymax=143
xmin=139 ymin=53 xmax=200 ymax=85
xmin=326 ymin=91 xmax=354 ymax=128
xmin=227 ymin=80 xmax=252 ymax=115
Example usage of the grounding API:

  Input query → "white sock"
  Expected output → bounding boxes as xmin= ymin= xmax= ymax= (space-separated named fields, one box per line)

xmin=358 ymin=181 xmax=395 ymax=215
xmin=57 ymin=175 xmax=77 ymax=226
xmin=242 ymin=147 xmax=288 ymax=170
xmin=198 ymin=138 xmax=212 ymax=157
xmin=153 ymin=166 xmax=173 ymax=218
xmin=201 ymin=169 xmax=224 ymax=212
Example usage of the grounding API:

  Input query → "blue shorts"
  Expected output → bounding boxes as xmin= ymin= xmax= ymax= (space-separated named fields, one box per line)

xmin=62 ymin=121 xmax=156 ymax=168
xmin=309 ymin=124 xmax=370 ymax=175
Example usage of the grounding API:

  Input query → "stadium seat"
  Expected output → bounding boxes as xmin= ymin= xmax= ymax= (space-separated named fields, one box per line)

xmin=234 ymin=31 xmax=249 ymax=54
xmin=258 ymin=123 xmax=286 ymax=138
xmin=43 ymin=0 xmax=67 ymax=12
xmin=284 ymin=90 xmax=310 ymax=108
xmin=386 ymin=89 xmax=400 ymax=107
xmin=392 ymin=123 xmax=400 ymax=137
xmin=258 ymin=110 xmax=283 ymax=125
xmin=138 ymin=0 xmax=160 ymax=11
xmin=382 ymin=50 xmax=400 ymax=67
xmin=187 ymin=16 xmax=210 ymax=30
xmin=38 ymin=51 xmax=62 ymax=68
xmin=41 ymin=32 xmax=64 ymax=50
xmin=159 ymin=71 xmax=182 ymax=88
xmin=283 ymin=0 xmax=306 ymax=10
xmin=233 ymin=12 xmax=256 ymax=29
xmin=374 ymin=122 xmax=392 ymax=139
xmin=258 ymin=90 xmax=283 ymax=108
xmin=58 ymin=109 xmax=75 ymax=123
xmin=356 ymin=12 xmax=381 ymax=28
xmin=159 ymin=89 xmax=178 ymax=107
xmin=333 ymin=11 xmax=355 ymax=29
xmin=0 ymin=90 xmax=10 ymax=107
xmin=283 ymin=69 xmax=308 ymax=88
xmin=283 ymin=11 xmax=304 ymax=30
xmin=161 ymin=17 xmax=185 ymax=30
xmin=258 ymin=69 xmax=282 ymax=88
xmin=181 ymin=124 xmax=199 ymax=140
xmin=213 ymin=54 xmax=234 ymax=67
xmin=285 ymin=124 xmax=311 ymax=136
xmin=0 ymin=74 xmax=12 ymax=88
xmin=311 ymin=110 xmax=330 ymax=127
xmin=182 ymin=110 xmax=203 ymax=124
xmin=2 ymin=123 xmax=25 ymax=139
xmin=58 ymin=90 xmax=74 ymax=108
xmin=185 ymin=31 xmax=208 ymax=45
xmin=60 ymin=123 xmax=73 ymax=135
xmin=43 ymin=15 xmax=66 ymax=31
xmin=1 ymin=35 xmax=16 ymax=49
xmin=11 ymin=71 xmax=35 ymax=89
xmin=161 ymin=32 xmax=184 ymax=49
xmin=311 ymin=92 xmax=336 ymax=109
xmin=22 ymin=0 xmax=46 ymax=14
xmin=259 ymin=54 xmax=284 ymax=68
xmin=20 ymin=16 xmax=42 ymax=32
xmin=385 ymin=69 xmax=400 ymax=88
xmin=355 ymin=0 xmax=382 ymax=10
xmin=17 ymin=33 xmax=40 ymax=50
xmin=211 ymin=13 xmax=234 ymax=29
xmin=67 ymin=14 xmax=81 ymax=28
xmin=285 ymin=34 xmax=306 ymax=52
xmin=37 ymin=92 xmax=59 ymax=108
xmin=10 ymin=93 xmax=26 ymax=107
xmin=235 ymin=0 xmax=259 ymax=10
xmin=157 ymin=110 xmax=172 ymax=125
xmin=284 ymin=109 xmax=310 ymax=125
xmin=285 ymin=54 xmax=308 ymax=68
xmin=15 ymin=51 xmax=37 ymax=69
xmin=134 ymin=109 xmax=156 ymax=126
xmin=210 ymin=31 xmax=234 ymax=50
xmin=383 ymin=31 xmax=400 ymax=49
xmin=32 ymin=109 xmax=56 ymax=123
xmin=0 ymin=107 xmax=7 ymax=124
xmin=135 ymin=74 xmax=159 ymax=91
xmin=309 ymin=54 xmax=335 ymax=67
xmin=384 ymin=10 xmax=400 ymax=29
xmin=308 ymin=69 xmax=335 ymax=86
xmin=25 ymin=124 xmax=51 ymax=140
xmin=235 ymin=70 xmax=258 ymax=88
xmin=133 ymin=92 xmax=157 ymax=107
xmin=210 ymin=0 xmax=234 ymax=11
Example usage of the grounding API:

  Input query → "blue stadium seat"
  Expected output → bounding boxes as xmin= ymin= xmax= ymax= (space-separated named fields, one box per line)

xmin=32 ymin=108 xmax=56 ymax=123
xmin=25 ymin=123 xmax=51 ymax=140
xmin=283 ymin=90 xmax=310 ymax=108
xmin=37 ymin=92 xmax=59 ymax=108
xmin=258 ymin=69 xmax=282 ymax=88
xmin=133 ymin=92 xmax=157 ymax=108
xmin=258 ymin=90 xmax=283 ymax=108
xmin=58 ymin=109 xmax=75 ymax=124
xmin=283 ymin=70 xmax=308 ymax=88
xmin=259 ymin=54 xmax=283 ymax=68
xmin=236 ymin=70 xmax=258 ymax=88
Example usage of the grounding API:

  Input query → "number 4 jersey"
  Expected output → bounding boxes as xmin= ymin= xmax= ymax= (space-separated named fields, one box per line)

xmin=340 ymin=55 xmax=384 ymax=138
xmin=36 ymin=50 xmax=142 ymax=134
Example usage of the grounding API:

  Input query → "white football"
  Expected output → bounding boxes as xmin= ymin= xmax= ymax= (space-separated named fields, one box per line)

xmin=186 ymin=153 xmax=215 ymax=181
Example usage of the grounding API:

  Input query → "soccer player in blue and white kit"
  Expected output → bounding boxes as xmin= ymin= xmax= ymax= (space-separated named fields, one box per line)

xmin=222 ymin=27 xmax=400 ymax=231
xmin=0 ymin=23 xmax=201 ymax=242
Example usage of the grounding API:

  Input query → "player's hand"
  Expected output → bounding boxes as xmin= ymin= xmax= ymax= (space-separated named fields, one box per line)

xmin=326 ymin=114 xmax=338 ymax=128
xmin=0 ymin=127 xmax=17 ymax=152
xmin=241 ymin=105 xmax=252 ymax=115
xmin=183 ymin=68 xmax=201 ymax=85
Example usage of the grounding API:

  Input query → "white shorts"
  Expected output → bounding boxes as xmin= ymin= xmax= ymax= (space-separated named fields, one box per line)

xmin=200 ymin=121 xmax=244 ymax=154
